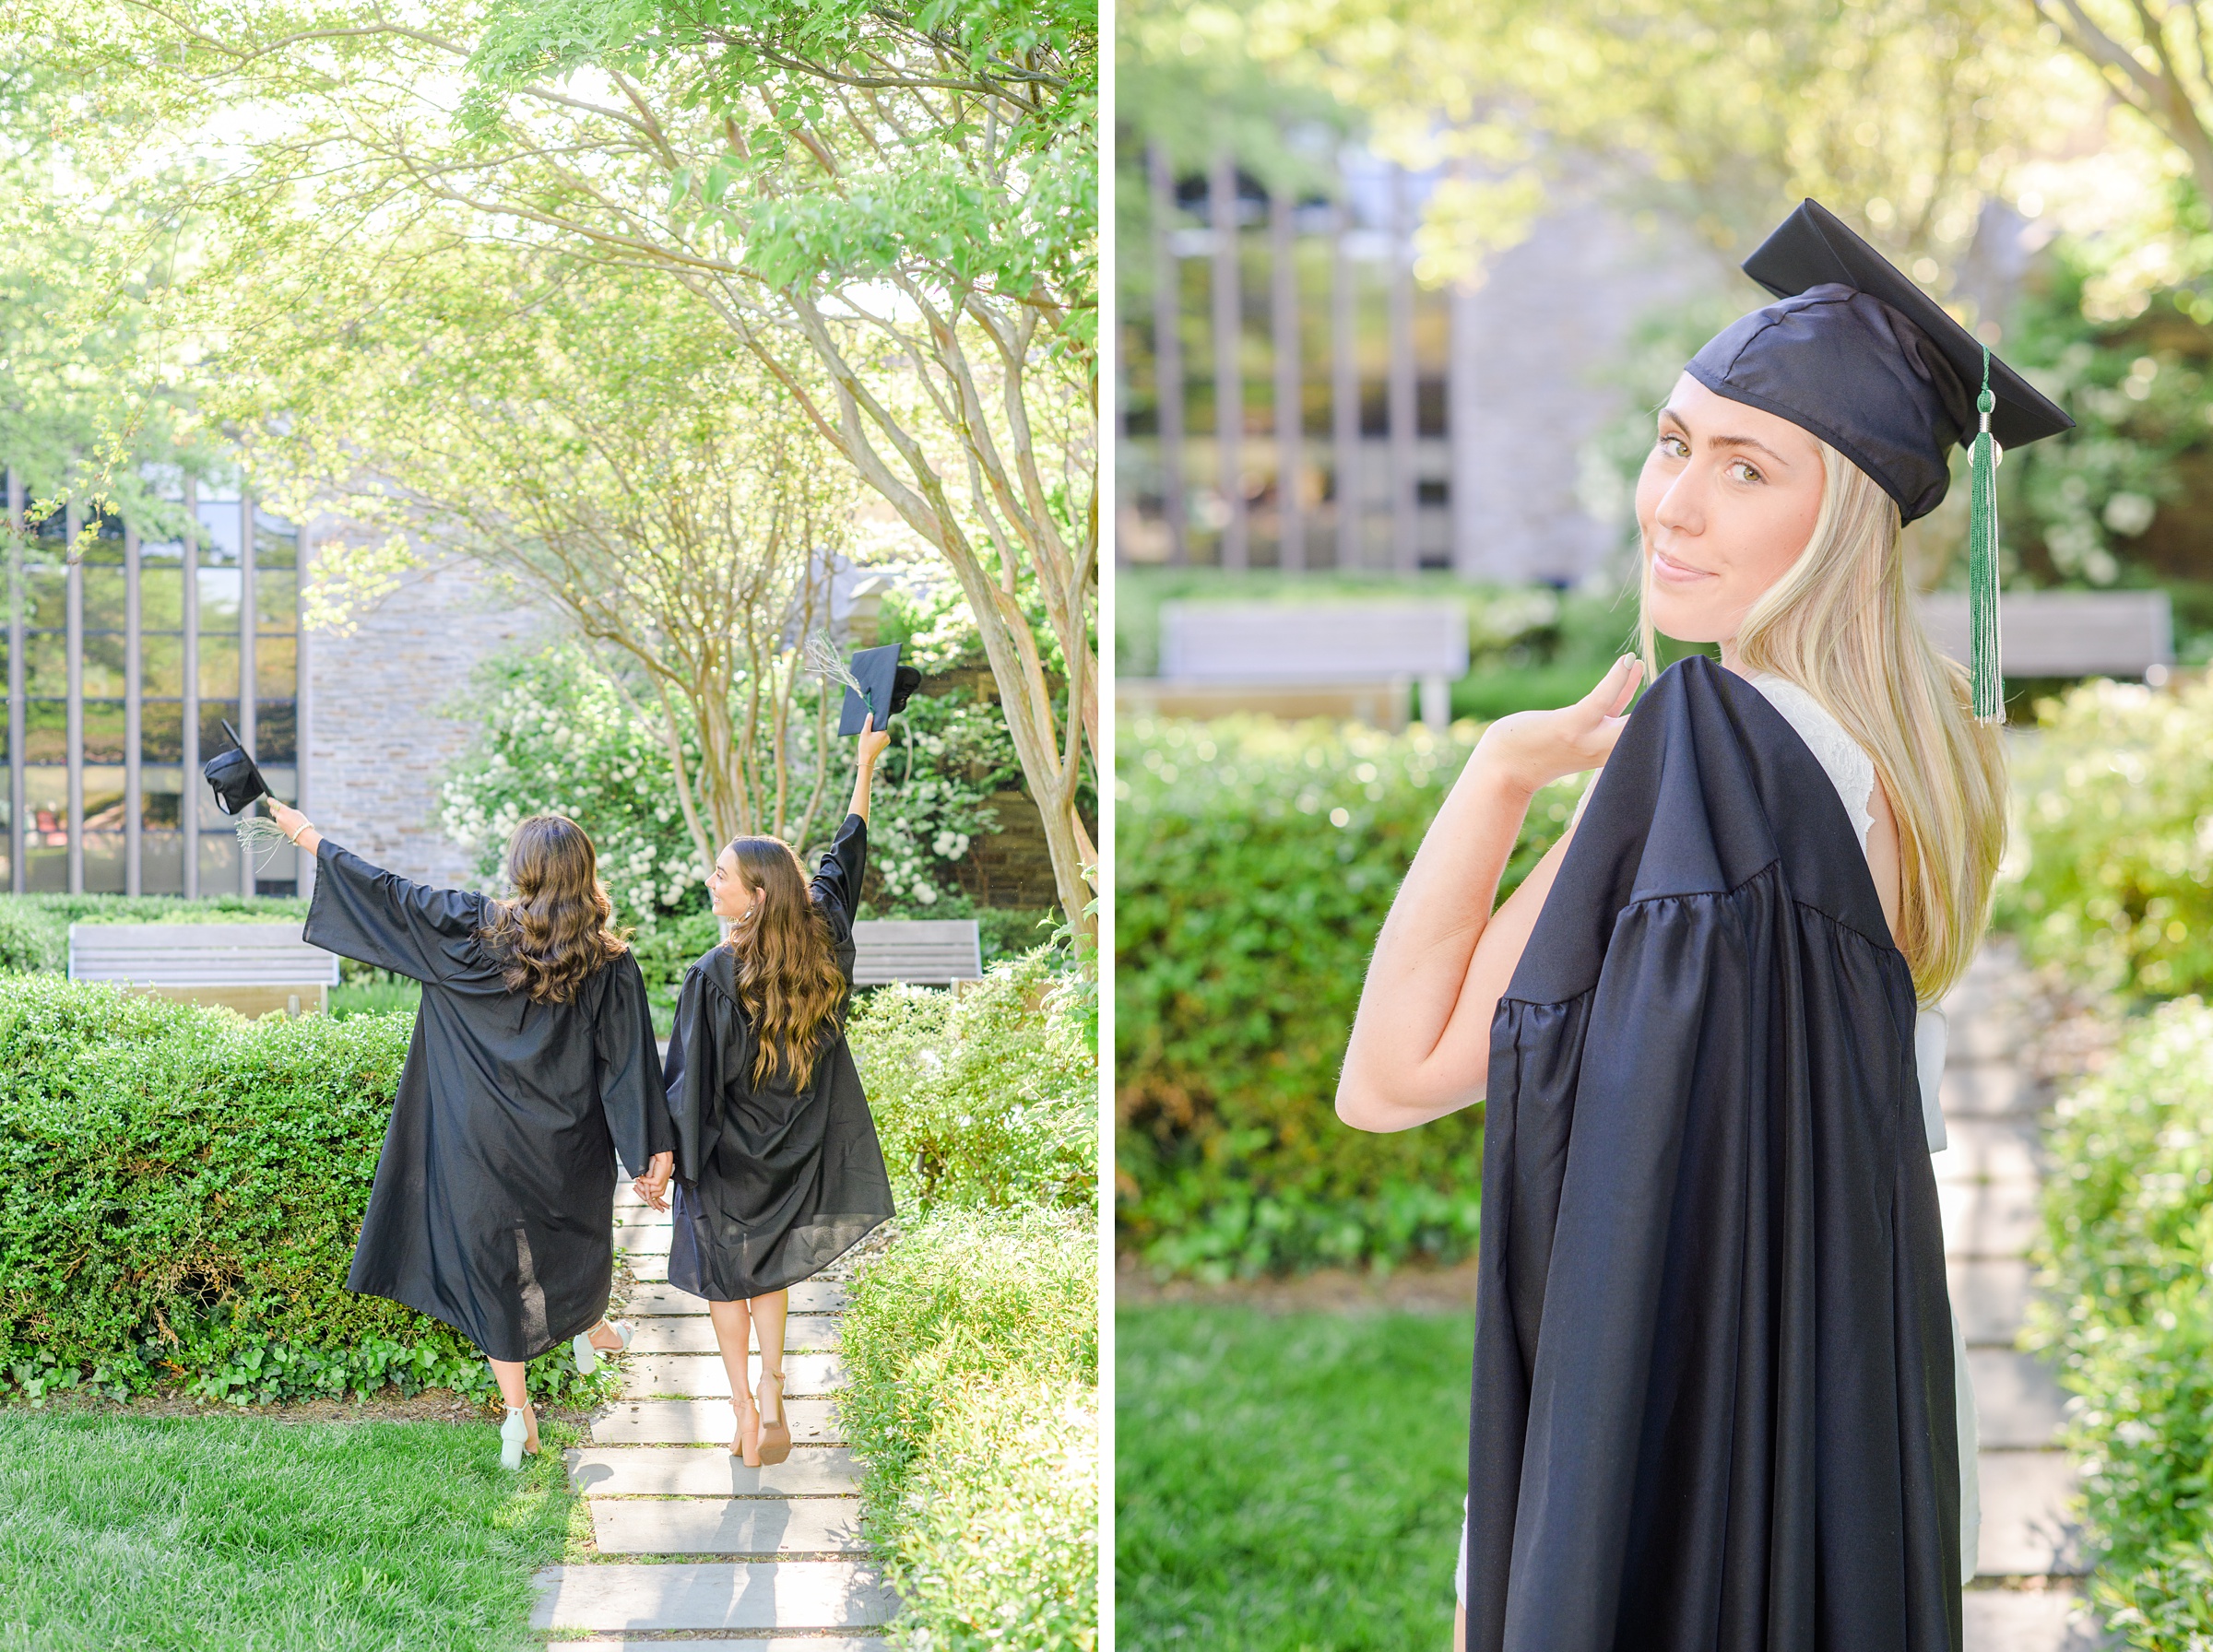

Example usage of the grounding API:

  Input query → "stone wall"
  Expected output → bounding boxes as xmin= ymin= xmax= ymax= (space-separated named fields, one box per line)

xmin=304 ymin=548 xmax=548 ymax=887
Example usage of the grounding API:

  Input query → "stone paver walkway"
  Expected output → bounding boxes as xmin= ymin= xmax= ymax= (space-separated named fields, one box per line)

xmin=1944 ymin=943 xmax=2106 ymax=1650
xmin=529 ymin=1184 xmax=893 ymax=1647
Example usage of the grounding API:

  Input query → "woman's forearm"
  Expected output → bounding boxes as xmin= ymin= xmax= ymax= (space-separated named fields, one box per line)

xmin=846 ymin=755 xmax=877 ymax=824
xmin=1337 ymin=750 xmax=1552 ymax=1132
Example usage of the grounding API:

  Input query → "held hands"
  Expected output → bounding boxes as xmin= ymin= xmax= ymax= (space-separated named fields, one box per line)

xmin=633 ymin=1151 xmax=674 ymax=1212
xmin=857 ymin=714 xmax=892 ymax=770
xmin=1473 ymin=655 xmax=1644 ymax=796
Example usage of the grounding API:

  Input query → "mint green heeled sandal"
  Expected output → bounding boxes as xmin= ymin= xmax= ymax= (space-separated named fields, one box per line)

xmin=573 ymin=1319 xmax=634 ymax=1375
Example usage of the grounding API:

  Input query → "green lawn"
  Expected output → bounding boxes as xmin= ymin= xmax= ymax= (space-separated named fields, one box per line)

xmin=0 ymin=1410 xmax=574 ymax=1652
xmin=1116 ymin=1304 xmax=1473 ymax=1651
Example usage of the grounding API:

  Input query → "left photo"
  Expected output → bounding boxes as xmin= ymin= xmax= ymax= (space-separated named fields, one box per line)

xmin=0 ymin=4 xmax=1098 ymax=1648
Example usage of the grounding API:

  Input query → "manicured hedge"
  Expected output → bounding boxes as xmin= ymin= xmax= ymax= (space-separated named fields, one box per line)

xmin=0 ymin=977 xmax=608 ymax=1407
xmin=1116 ymin=714 xmax=1580 ymax=1276
xmin=2030 ymin=997 xmax=2213 ymax=1647
xmin=1998 ymin=675 xmax=2213 ymax=1001
xmin=839 ymin=1207 xmax=1096 ymax=1650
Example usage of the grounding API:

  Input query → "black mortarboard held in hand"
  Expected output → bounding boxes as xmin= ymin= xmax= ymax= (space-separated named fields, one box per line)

xmin=836 ymin=643 xmax=923 ymax=737
xmin=1686 ymin=198 xmax=2076 ymax=722
xmin=203 ymin=719 xmax=273 ymax=815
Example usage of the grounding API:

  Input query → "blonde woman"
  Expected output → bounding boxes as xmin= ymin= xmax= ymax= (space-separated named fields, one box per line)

xmin=272 ymin=805 xmax=674 ymax=1469
xmin=1339 ymin=202 xmax=2071 ymax=1651
xmin=636 ymin=717 xmax=898 ymax=1464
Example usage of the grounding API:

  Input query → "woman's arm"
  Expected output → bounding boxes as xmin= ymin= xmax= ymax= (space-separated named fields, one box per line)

xmin=1337 ymin=656 xmax=1642 ymax=1134
xmin=846 ymin=716 xmax=893 ymax=823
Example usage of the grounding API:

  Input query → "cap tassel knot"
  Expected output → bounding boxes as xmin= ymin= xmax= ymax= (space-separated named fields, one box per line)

xmin=1967 ymin=347 xmax=2004 ymax=724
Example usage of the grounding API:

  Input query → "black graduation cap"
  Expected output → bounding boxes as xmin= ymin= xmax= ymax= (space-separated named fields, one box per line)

xmin=1686 ymin=198 xmax=2077 ymax=722
xmin=202 ymin=719 xmax=272 ymax=815
xmin=836 ymin=643 xmax=923 ymax=737
xmin=1687 ymin=198 xmax=2073 ymax=525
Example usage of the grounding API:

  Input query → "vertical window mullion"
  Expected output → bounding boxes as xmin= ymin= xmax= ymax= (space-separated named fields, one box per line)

xmin=65 ymin=505 xmax=82 ymax=896
xmin=124 ymin=520 xmax=142 ymax=896
xmin=182 ymin=481 xmax=199 ymax=901
xmin=5 ymin=467 xmax=21 ymax=896
xmin=240 ymin=495 xmax=256 ymax=898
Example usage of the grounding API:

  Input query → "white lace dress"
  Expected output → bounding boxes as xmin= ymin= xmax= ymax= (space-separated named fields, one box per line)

xmin=1454 ymin=671 xmax=1981 ymax=1604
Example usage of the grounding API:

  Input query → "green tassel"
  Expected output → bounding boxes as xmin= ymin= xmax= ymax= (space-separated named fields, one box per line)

xmin=1967 ymin=347 xmax=2004 ymax=724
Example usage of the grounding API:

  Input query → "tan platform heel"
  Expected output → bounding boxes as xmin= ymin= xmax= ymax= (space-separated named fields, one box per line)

xmin=754 ymin=1368 xmax=792 ymax=1466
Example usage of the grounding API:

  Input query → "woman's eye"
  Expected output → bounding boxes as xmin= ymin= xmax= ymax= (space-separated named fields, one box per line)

xmin=1729 ymin=460 xmax=1764 ymax=484
xmin=1658 ymin=432 xmax=1688 ymax=457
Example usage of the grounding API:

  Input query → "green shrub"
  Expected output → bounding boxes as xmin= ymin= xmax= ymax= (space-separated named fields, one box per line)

xmin=1116 ymin=714 xmax=1580 ymax=1276
xmin=2030 ymin=997 xmax=2213 ymax=1647
xmin=850 ymin=950 xmax=1096 ymax=1213
xmin=0 ymin=976 xmax=611 ymax=1409
xmin=1998 ymin=676 xmax=2213 ymax=1001
xmin=840 ymin=1207 xmax=1096 ymax=1651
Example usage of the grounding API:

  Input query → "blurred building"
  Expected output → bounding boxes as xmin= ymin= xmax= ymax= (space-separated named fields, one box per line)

xmin=1118 ymin=152 xmax=1730 ymax=583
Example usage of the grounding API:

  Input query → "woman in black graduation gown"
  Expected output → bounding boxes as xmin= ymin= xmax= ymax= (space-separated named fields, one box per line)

xmin=270 ymin=802 xmax=673 ymax=1469
xmin=633 ymin=717 xmax=896 ymax=1465
xmin=1339 ymin=201 xmax=2075 ymax=1652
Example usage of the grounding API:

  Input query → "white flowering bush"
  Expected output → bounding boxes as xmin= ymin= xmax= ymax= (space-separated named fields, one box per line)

xmin=441 ymin=640 xmax=1024 ymax=922
xmin=438 ymin=644 xmax=705 ymax=916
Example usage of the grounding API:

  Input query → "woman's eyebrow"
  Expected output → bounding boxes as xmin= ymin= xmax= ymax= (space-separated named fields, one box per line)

xmin=1657 ymin=407 xmax=1791 ymax=466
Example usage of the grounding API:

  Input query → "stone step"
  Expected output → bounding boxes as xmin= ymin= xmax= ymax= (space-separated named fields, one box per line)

xmin=1940 ymin=1064 xmax=2044 ymax=1121
xmin=1941 ymin=1179 xmax=2042 ymax=1260
xmin=590 ymin=1495 xmax=869 ymax=1556
xmin=549 ymin=1641 xmax=888 ymax=1651
xmin=1950 ymin=1259 xmax=2035 ymax=1348
xmin=530 ymin=1561 xmax=895 ymax=1632
xmin=627 ymin=1316 xmax=840 ymax=1355
xmin=622 ymin=1351 xmax=845 ymax=1399
xmin=593 ymin=1398 xmax=846 ymax=1446
xmin=1963 ymin=1588 xmax=2102 ymax=1650
xmin=1969 ymin=1350 xmax=2068 ymax=1448
xmin=569 ymin=1446 xmax=864 ymax=1498
xmin=1935 ymin=1120 xmax=2046 ymax=1186
xmin=1976 ymin=1451 xmax=2087 ymax=1577
xmin=617 ymin=1280 xmax=848 ymax=1316
xmin=615 ymin=1223 xmax=676 ymax=1256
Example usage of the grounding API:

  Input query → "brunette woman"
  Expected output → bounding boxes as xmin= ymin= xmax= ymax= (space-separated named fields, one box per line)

xmin=635 ymin=717 xmax=897 ymax=1464
xmin=270 ymin=803 xmax=674 ymax=1469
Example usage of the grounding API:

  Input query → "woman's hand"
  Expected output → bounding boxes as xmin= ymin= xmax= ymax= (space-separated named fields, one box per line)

xmin=857 ymin=714 xmax=892 ymax=770
xmin=633 ymin=1151 xmax=673 ymax=1212
xmin=267 ymin=802 xmax=323 ymax=855
xmin=1473 ymin=655 xmax=1643 ymax=796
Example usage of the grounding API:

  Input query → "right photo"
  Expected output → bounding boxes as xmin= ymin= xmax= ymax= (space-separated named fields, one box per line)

xmin=1113 ymin=3 xmax=2213 ymax=1649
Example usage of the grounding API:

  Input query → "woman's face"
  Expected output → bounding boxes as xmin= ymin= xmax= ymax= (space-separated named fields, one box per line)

xmin=1635 ymin=372 xmax=1828 ymax=648
xmin=707 ymin=849 xmax=759 ymax=924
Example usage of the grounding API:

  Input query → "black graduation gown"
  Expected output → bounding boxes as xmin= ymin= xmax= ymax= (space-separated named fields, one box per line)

xmin=1467 ymin=655 xmax=1960 ymax=1652
xmin=663 ymin=813 xmax=896 ymax=1301
xmin=305 ymin=842 xmax=671 ymax=1363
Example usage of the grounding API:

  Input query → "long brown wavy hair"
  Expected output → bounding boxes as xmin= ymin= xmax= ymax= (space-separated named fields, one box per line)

xmin=478 ymin=816 xmax=630 ymax=1004
xmin=723 ymin=836 xmax=846 ymax=1089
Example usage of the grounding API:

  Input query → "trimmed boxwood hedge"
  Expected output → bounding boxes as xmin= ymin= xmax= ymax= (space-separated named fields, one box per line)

xmin=0 ymin=976 xmax=609 ymax=1408
xmin=1116 ymin=714 xmax=1581 ymax=1277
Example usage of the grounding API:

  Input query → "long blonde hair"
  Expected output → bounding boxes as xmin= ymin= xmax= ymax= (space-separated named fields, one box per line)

xmin=1639 ymin=439 xmax=2006 ymax=1006
xmin=722 ymin=836 xmax=846 ymax=1090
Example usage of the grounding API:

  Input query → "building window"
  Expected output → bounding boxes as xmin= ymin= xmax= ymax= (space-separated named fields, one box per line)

xmin=4 ymin=469 xmax=305 ymax=900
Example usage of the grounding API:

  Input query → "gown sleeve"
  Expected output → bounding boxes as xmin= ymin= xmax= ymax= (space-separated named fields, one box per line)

xmin=663 ymin=962 xmax=738 ymax=1186
xmin=594 ymin=950 xmax=672 ymax=1179
xmin=303 ymin=840 xmax=488 ymax=984
xmin=811 ymin=815 xmax=866 ymax=929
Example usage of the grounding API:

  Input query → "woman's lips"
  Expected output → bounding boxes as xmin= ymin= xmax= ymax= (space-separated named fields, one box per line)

xmin=1650 ymin=546 xmax=1716 ymax=584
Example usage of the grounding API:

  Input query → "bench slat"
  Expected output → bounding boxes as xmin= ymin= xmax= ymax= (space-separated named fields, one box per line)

xmin=851 ymin=919 xmax=981 ymax=985
xmin=1160 ymin=602 xmax=1469 ymax=682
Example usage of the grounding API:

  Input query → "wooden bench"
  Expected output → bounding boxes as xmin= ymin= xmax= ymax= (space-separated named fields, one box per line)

xmin=1143 ymin=601 xmax=1471 ymax=730
xmin=68 ymin=923 xmax=340 ymax=1018
xmin=1919 ymin=590 xmax=2173 ymax=679
xmin=851 ymin=919 xmax=984 ymax=986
